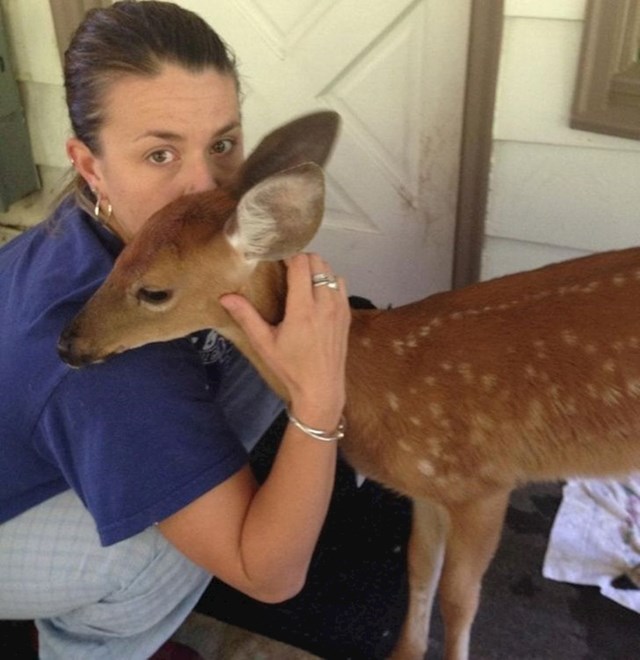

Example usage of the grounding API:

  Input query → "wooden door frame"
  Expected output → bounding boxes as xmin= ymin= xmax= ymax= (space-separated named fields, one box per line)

xmin=453 ymin=0 xmax=504 ymax=288
xmin=49 ymin=0 xmax=111 ymax=61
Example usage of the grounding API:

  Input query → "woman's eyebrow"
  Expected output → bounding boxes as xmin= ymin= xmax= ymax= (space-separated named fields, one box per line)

xmin=134 ymin=121 xmax=242 ymax=143
xmin=215 ymin=121 xmax=242 ymax=136
xmin=134 ymin=130 xmax=184 ymax=143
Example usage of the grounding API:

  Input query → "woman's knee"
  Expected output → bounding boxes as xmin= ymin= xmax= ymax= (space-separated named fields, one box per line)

xmin=78 ymin=527 xmax=211 ymax=636
xmin=36 ymin=529 xmax=211 ymax=656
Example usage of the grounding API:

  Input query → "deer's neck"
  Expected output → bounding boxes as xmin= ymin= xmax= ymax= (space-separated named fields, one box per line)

xmin=219 ymin=261 xmax=290 ymax=401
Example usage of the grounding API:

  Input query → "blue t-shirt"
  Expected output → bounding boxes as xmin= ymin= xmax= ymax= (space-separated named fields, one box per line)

xmin=0 ymin=199 xmax=282 ymax=546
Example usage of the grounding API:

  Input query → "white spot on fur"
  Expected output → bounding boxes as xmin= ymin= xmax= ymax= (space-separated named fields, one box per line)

xmin=424 ymin=376 xmax=437 ymax=387
xmin=399 ymin=440 xmax=414 ymax=453
xmin=410 ymin=416 xmax=423 ymax=427
xmin=457 ymin=363 xmax=474 ymax=384
xmin=602 ymin=359 xmax=616 ymax=373
xmin=547 ymin=384 xmax=561 ymax=399
xmin=626 ymin=378 xmax=640 ymax=398
xmin=419 ymin=326 xmax=431 ymax=337
xmin=434 ymin=475 xmax=463 ymax=496
xmin=550 ymin=393 xmax=577 ymax=416
xmin=417 ymin=459 xmax=435 ymax=476
xmin=613 ymin=274 xmax=626 ymax=287
xmin=525 ymin=400 xmax=546 ymax=430
xmin=562 ymin=329 xmax=578 ymax=346
xmin=437 ymin=418 xmax=453 ymax=431
xmin=361 ymin=337 xmax=372 ymax=348
xmin=427 ymin=438 xmax=443 ymax=458
xmin=478 ymin=463 xmax=500 ymax=479
xmin=387 ymin=392 xmax=400 ymax=411
xmin=474 ymin=412 xmax=496 ymax=431
xmin=481 ymin=374 xmax=498 ymax=391
xmin=429 ymin=403 xmax=444 ymax=418
xmin=602 ymin=386 xmax=624 ymax=406
xmin=392 ymin=340 xmax=404 ymax=356
xmin=533 ymin=290 xmax=551 ymax=300
xmin=534 ymin=339 xmax=547 ymax=360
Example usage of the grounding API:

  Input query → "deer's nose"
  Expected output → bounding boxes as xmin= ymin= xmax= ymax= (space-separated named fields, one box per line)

xmin=57 ymin=329 xmax=87 ymax=367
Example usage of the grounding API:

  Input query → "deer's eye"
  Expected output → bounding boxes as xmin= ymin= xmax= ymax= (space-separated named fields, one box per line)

xmin=137 ymin=288 xmax=172 ymax=305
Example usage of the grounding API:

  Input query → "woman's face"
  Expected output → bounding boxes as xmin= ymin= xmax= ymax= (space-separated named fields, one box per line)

xmin=68 ymin=63 xmax=243 ymax=240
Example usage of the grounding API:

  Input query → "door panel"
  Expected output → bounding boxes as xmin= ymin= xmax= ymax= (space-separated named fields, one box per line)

xmin=184 ymin=0 xmax=471 ymax=306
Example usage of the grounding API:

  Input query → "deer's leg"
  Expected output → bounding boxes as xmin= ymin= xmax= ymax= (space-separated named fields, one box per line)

xmin=438 ymin=489 xmax=511 ymax=660
xmin=389 ymin=497 xmax=450 ymax=660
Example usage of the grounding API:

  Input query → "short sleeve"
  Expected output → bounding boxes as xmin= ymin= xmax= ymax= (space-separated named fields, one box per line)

xmin=36 ymin=338 xmax=249 ymax=546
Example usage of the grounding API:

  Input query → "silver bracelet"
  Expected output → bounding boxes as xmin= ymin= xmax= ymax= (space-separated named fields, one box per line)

xmin=286 ymin=409 xmax=346 ymax=442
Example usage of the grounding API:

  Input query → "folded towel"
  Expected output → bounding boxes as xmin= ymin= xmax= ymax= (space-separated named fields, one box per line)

xmin=543 ymin=476 xmax=640 ymax=613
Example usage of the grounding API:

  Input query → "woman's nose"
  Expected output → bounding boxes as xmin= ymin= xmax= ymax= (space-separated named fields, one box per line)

xmin=184 ymin=158 xmax=218 ymax=194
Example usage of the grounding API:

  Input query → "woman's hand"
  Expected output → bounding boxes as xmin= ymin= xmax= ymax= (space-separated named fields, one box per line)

xmin=220 ymin=253 xmax=351 ymax=425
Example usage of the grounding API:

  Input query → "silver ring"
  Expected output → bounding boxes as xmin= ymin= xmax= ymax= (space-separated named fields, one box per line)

xmin=312 ymin=273 xmax=340 ymax=291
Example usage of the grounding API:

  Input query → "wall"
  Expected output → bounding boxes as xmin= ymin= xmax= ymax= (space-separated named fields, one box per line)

xmin=481 ymin=0 xmax=640 ymax=281
xmin=0 ymin=0 xmax=70 ymax=244
xmin=3 ymin=0 xmax=640 ymax=278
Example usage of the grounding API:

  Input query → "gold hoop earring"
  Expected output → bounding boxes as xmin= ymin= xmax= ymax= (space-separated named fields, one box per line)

xmin=94 ymin=195 xmax=113 ymax=222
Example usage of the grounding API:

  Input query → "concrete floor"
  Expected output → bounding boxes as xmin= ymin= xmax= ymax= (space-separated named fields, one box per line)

xmin=171 ymin=612 xmax=320 ymax=659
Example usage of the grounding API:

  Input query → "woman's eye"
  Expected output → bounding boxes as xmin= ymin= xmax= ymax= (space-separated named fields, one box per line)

xmin=148 ymin=150 xmax=175 ymax=165
xmin=137 ymin=288 xmax=172 ymax=305
xmin=211 ymin=139 xmax=234 ymax=155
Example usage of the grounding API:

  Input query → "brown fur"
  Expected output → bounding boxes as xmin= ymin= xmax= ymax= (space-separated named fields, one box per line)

xmin=58 ymin=112 xmax=640 ymax=659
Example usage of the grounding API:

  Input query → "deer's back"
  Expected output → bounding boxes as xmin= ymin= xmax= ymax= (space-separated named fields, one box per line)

xmin=342 ymin=247 xmax=640 ymax=504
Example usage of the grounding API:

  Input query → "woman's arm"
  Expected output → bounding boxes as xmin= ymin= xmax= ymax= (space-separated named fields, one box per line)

xmin=157 ymin=253 xmax=350 ymax=602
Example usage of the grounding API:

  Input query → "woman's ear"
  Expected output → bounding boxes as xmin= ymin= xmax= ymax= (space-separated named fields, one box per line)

xmin=67 ymin=137 xmax=102 ymax=191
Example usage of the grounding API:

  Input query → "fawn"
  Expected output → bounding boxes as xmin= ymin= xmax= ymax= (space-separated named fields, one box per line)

xmin=58 ymin=112 xmax=640 ymax=660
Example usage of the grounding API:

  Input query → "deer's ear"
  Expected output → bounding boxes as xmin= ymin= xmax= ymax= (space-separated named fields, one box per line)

xmin=225 ymin=162 xmax=325 ymax=261
xmin=238 ymin=111 xmax=340 ymax=194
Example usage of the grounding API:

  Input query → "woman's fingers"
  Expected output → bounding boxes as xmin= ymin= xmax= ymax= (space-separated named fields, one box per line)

xmin=286 ymin=253 xmax=348 ymax=310
xmin=219 ymin=293 xmax=274 ymax=351
xmin=220 ymin=253 xmax=350 ymax=408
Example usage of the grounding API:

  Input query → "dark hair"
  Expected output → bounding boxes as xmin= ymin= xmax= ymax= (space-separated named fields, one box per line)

xmin=63 ymin=0 xmax=240 ymax=210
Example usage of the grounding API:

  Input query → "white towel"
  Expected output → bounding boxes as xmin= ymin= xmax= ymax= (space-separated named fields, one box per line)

xmin=542 ymin=476 xmax=640 ymax=613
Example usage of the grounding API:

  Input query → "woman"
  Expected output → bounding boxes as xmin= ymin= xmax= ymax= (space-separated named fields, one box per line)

xmin=0 ymin=2 xmax=350 ymax=657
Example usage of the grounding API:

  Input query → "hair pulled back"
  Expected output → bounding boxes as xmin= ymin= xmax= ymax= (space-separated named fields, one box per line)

xmin=63 ymin=1 xmax=239 ymax=209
